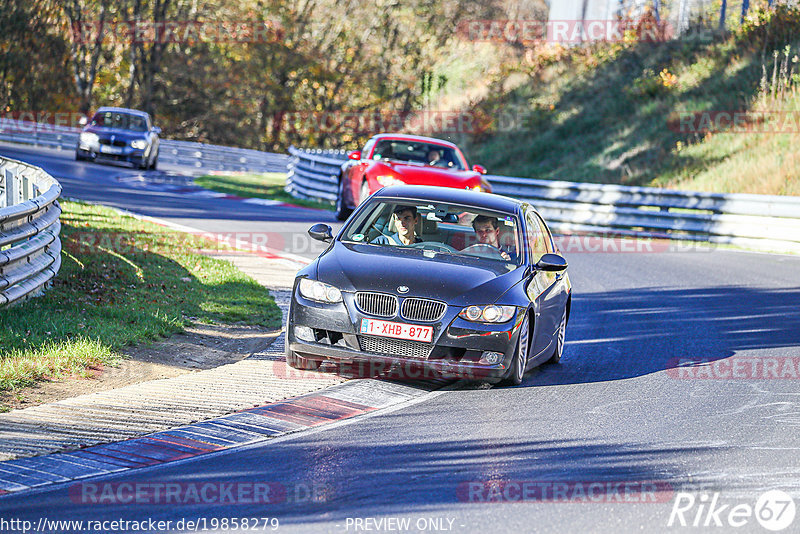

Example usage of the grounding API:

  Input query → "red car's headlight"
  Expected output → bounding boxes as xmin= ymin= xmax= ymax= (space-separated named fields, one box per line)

xmin=466 ymin=179 xmax=492 ymax=193
xmin=377 ymin=175 xmax=405 ymax=187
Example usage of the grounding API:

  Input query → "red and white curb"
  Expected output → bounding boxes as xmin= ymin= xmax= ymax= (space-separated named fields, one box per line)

xmin=0 ymin=378 xmax=449 ymax=496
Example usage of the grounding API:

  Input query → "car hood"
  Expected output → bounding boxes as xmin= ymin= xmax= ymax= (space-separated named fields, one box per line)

xmin=315 ymin=242 xmax=524 ymax=306
xmin=83 ymin=126 xmax=147 ymax=140
xmin=380 ymin=162 xmax=480 ymax=186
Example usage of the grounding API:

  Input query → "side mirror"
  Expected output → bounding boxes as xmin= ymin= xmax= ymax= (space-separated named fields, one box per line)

xmin=78 ymin=116 xmax=88 ymax=127
xmin=308 ymin=223 xmax=333 ymax=242
xmin=534 ymin=253 xmax=568 ymax=272
xmin=472 ymin=164 xmax=487 ymax=175
xmin=152 ymin=126 xmax=162 ymax=134
xmin=348 ymin=150 xmax=362 ymax=160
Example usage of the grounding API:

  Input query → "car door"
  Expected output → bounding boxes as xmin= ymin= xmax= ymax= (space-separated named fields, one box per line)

xmin=525 ymin=209 xmax=562 ymax=357
xmin=537 ymin=211 xmax=569 ymax=339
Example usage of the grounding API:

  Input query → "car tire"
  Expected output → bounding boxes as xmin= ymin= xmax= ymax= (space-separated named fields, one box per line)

xmin=500 ymin=313 xmax=529 ymax=386
xmin=359 ymin=179 xmax=370 ymax=205
xmin=75 ymin=151 xmax=84 ymax=161
xmin=286 ymin=350 xmax=322 ymax=371
xmin=335 ymin=175 xmax=353 ymax=221
xmin=546 ymin=305 xmax=568 ymax=364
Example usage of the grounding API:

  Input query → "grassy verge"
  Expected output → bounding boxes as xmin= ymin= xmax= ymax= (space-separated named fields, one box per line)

xmin=459 ymin=5 xmax=800 ymax=196
xmin=0 ymin=200 xmax=282 ymax=397
xmin=194 ymin=172 xmax=334 ymax=211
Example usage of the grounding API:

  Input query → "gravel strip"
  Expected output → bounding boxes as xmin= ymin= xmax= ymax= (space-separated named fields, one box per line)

xmin=0 ymin=252 xmax=345 ymax=461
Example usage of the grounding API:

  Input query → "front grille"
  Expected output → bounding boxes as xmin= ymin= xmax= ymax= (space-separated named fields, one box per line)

xmin=99 ymin=138 xmax=128 ymax=147
xmin=356 ymin=292 xmax=398 ymax=318
xmin=401 ymin=298 xmax=447 ymax=322
xmin=358 ymin=335 xmax=433 ymax=359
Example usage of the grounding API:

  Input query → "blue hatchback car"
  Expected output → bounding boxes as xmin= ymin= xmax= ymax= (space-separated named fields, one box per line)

xmin=76 ymin=107 xmax=161 ymax=170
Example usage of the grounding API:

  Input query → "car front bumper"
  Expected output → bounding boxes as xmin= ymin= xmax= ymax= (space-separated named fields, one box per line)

xmin=287 ymin=290 xmax=525 ymax=382
xmin=77 ymin=142 xmax=147 ymax=164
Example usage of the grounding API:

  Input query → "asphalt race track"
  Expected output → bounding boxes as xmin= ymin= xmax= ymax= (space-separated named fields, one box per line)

xmin=0 ymin=143 xmax=334 ymax=261
xmin=2 ymin=142 xmax=800 ymax=533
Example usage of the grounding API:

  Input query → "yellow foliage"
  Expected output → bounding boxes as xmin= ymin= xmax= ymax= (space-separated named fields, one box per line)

xmin=659 ymin=68 xmax=678 ymax=88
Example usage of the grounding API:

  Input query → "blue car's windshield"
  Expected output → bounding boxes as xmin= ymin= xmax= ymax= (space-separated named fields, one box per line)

xmin=342 ymin=199 xmax=522 ymax=265
xmin=91 ymin=112 xmax=148 ymax=132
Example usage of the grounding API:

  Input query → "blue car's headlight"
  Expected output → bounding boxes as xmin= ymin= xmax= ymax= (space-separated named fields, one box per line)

xmin=298 ymin=278 xmax=342 ymax=303
xmin=459 ymin=305 xmax=516 ymax=323
xmin=131 ymin=139 xmax=148 ymax=149
xmin=79 ymin=132 xmax=98 ymax=144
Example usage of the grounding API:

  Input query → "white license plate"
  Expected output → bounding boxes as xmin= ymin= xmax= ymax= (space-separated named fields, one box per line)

xmin=100 ymin=145 xmax=123 ymax=154
xmin=360 ymin=318 xmax=433 ymax=343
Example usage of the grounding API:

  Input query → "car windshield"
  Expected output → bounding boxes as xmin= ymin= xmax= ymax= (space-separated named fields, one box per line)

xmin=91 ymin=112 xmax=148 ymax=132
xmin=370 ymin=140 xmax=466 ymax=171
xmin=341 ymin=199 xmax=522 ymax=265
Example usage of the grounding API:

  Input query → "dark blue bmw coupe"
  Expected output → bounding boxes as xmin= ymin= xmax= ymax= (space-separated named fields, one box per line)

xmin=287 ymin=185 xmax=571 ymax=386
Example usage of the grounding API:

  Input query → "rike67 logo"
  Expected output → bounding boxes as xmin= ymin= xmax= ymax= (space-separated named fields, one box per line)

xmin=668 ymin=490 xmax=796 ymax=531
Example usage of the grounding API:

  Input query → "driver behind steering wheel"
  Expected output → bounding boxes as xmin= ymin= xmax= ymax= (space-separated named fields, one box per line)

xmin=371 ymin=205 xmax=424 ymax=246
xmin=472 ymin=215 xmax=515 ymax=261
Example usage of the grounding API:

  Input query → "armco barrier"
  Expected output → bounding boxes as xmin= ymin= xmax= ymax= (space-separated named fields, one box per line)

xmin=0 ymin=118 xmax=289 ymax=174
xmin=286 ymin=146 xmax=347 ymax=202
xmin=286 ymin=146 xmax=800 ymax=253
xmin=0 ymin=157 xmax=62 ymax=306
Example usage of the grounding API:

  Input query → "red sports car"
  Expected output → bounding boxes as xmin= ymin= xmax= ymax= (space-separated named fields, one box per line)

xmin=335 ymin=133 xmax=491 ymax=220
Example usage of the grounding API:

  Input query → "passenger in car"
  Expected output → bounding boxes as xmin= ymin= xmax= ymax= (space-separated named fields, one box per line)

xmin=426 ymin=149 xmax=450 ymax=167
xmin=371 ymin=205 xmax=424 ymax=246
xmin=472 ymin=215 xmax=514 ymax=261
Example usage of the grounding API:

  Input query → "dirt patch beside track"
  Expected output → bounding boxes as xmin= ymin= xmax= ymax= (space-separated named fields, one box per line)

xmin=0 ymin=324 xmax=278 ymax=411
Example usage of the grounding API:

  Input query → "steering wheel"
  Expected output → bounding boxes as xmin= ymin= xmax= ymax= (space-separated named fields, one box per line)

xmin=461 ymin=243 xmax=507 ymax=259
xmin=409 ymin=242 xmax=458 ymax=253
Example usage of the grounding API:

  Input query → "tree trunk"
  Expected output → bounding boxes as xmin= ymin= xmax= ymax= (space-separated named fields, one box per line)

xmin=62 ymin=0 xmax=110 ymax=114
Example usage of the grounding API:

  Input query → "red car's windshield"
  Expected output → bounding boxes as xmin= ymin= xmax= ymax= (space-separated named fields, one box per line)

xmin=370 ymin=139 xmax=466 ymax=171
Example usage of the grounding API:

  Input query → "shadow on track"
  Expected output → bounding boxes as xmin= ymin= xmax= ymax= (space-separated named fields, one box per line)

xmin=525 ymin=285 xmax=800 ymax=386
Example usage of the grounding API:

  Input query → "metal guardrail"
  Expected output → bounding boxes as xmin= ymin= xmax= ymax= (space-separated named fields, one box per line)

xmin=286 ymin=146 xmax=800 ymax=253
xmin=286 ymin=146 xmax=347 ymax=203
xmin=0 ymin=118 xmax=289 ymax=174
xmin=0 ymin=157 xmax=62 ymax=306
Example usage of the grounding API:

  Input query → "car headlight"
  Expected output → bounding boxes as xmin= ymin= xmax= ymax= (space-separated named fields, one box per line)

xmin=131 ymin=139 xmax=148 ymax=149
xmin=79 ymin=132 xmax=98 ymax=144
xmin=376 ymin=175 xmax=405 ymax=187
xmin=459 ymin=305 xmax=516 ymax=323
xmin=298 ymin=278 xmax=342 ymax=303
xmin=466 ymin=180 xmax=492 ymax=193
